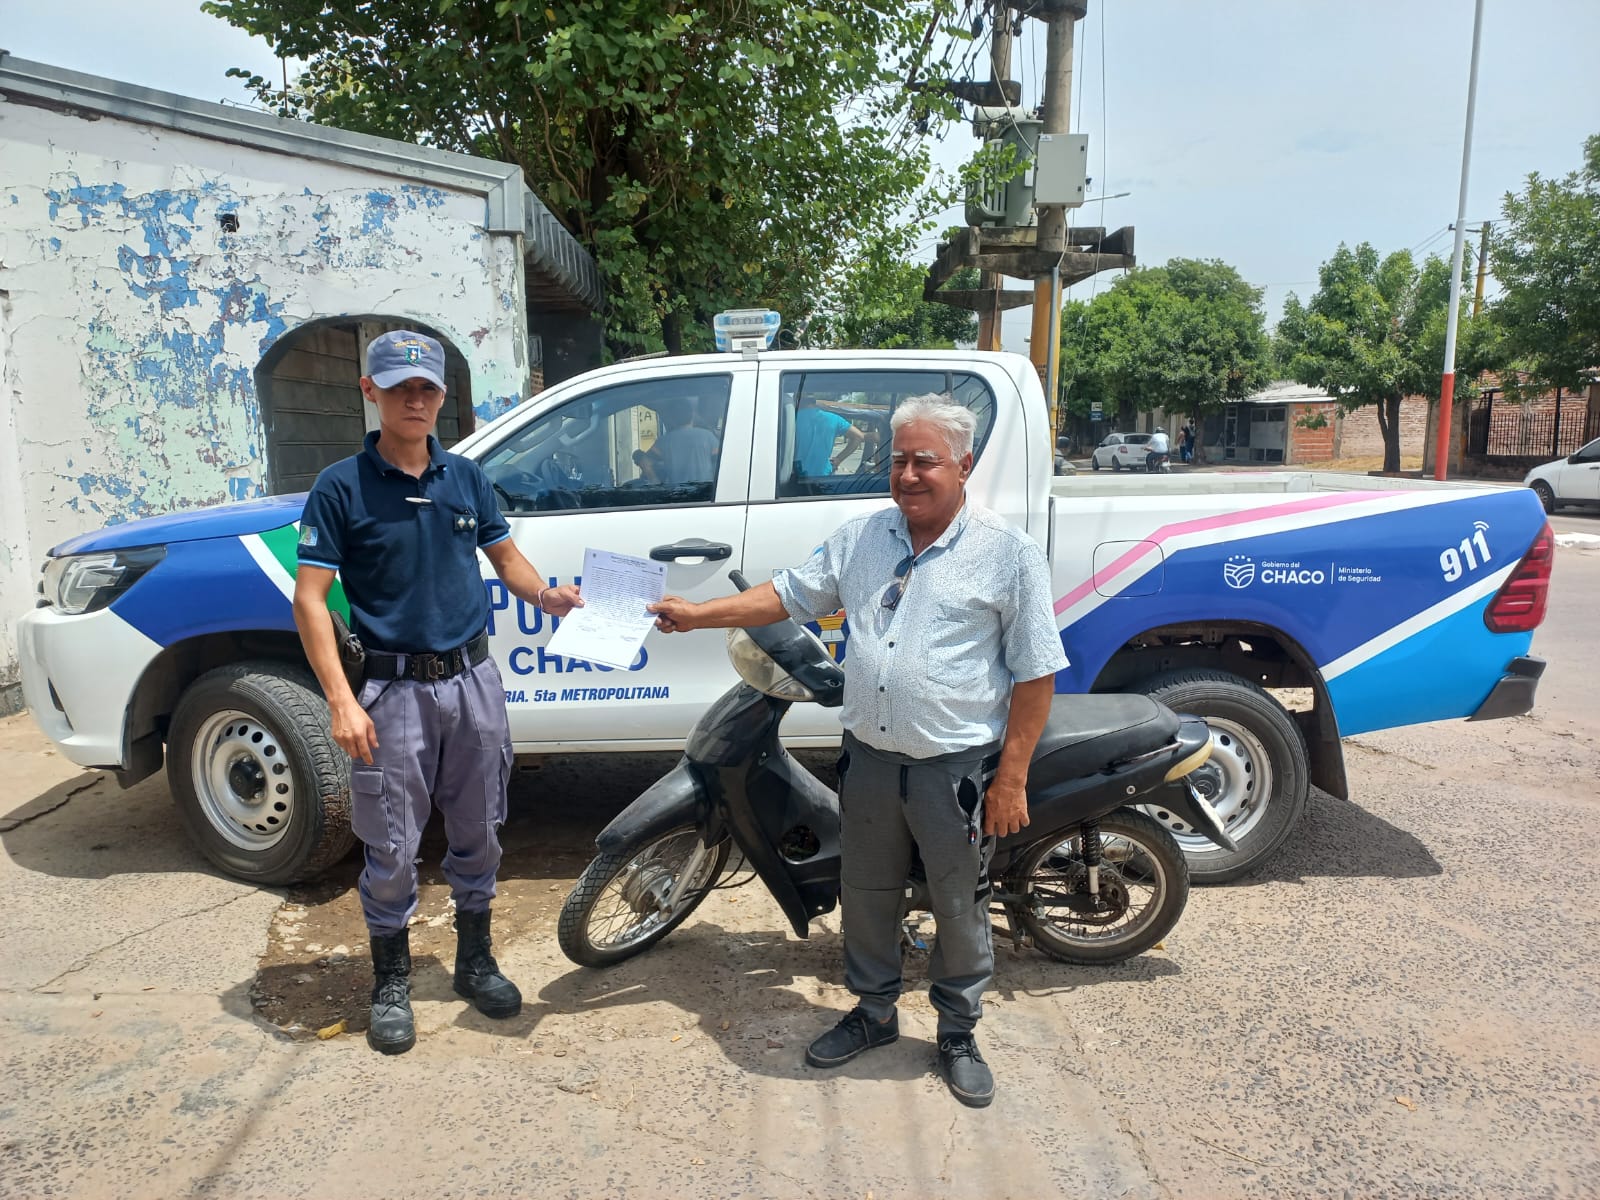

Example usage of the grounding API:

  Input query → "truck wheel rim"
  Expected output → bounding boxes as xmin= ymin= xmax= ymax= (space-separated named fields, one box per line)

xmin=192 ymin=709 xmax=295 ymax=851
xmin=1149 ymin=716 xmax=1272 ymax=855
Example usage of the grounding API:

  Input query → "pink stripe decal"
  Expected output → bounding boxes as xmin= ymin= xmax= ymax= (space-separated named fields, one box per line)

xmin=1053 ymin=491 xmax=1388 ymax=615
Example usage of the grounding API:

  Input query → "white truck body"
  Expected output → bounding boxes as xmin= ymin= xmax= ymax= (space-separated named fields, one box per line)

xmin=19 ymin=349 xmax=1551 ymax=882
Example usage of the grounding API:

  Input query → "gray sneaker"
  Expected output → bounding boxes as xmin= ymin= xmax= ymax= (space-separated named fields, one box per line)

xmin=805 ymin=1006 xmax=899 ymax=1068
xmin=938 ymin=1033 xmax=994 ymax=1107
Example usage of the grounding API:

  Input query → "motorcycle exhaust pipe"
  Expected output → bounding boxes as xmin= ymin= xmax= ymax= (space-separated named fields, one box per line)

xmin=1173 ymin=780 xmax=1237 ymax=852
xmin=1155 ymin=733 xmax=1238 ymax=852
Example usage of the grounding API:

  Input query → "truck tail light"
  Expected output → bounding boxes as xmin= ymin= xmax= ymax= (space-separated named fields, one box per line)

xmin=1484 ymin=523 xmax=1553 ymax=633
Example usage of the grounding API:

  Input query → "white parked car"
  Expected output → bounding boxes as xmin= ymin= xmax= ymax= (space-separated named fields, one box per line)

xmin=1091 ymin=432 xmax=1152 ymax=471
xmin=1524 ymin=436 xmax=1600 ymax=513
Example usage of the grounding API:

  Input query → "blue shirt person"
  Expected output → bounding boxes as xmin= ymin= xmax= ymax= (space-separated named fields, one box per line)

xmin=794 ymin=395 xmax=866 ymax=476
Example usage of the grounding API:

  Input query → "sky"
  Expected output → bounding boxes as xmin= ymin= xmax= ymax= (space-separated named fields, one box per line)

xmin=5 ymin=0 xmax=1598 ymax=355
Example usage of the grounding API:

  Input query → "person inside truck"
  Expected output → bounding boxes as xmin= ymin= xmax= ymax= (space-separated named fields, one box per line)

xmin=794 ymin=390 xmax=866 ymax=477
xmin=647 ymin=393 xmax=1066 ymax=1109
xmin=291 ymin=329 xmax=584 ymax=1056
xmin=645 ymin=397 xmax=720 ymax=487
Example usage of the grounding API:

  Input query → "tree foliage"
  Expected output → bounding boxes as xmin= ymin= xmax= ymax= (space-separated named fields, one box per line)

xmin=810 ymin=255 xmax=977 ymax=349
xmin=1057 ymin=258 xmax=1270 ymax=428
xmin=1491 ymin=132 xmax=1600 ymax=396
xmin=205 ymin=0 xmax=968 ymax=354
xmin=1276 ymin=243 xmax=1490 ymax=473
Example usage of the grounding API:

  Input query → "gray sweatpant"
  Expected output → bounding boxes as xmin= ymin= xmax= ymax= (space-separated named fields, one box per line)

xmin=838 ymin=731 xmax=996 ymax=1036
xmin=351 ymin=655 xmax=513 ymax=937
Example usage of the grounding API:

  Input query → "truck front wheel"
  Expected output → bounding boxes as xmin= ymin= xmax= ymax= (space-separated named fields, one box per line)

xmin=168 ymin=662 xmax=355 ymax=885
xmin=1132 ymin=669 xmax=1309 ymax=884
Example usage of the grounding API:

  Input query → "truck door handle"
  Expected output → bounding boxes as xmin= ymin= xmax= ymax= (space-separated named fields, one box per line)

xmin=650 ymin=539 xmax=734 ymax=562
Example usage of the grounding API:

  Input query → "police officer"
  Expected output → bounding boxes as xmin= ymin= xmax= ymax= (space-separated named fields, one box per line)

xmin=292 ymin=330 xmax=582 ymax=1055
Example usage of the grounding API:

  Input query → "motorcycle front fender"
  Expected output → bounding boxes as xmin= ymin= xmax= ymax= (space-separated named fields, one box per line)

xmin=595 ymin=759 xmax=713 ymax=855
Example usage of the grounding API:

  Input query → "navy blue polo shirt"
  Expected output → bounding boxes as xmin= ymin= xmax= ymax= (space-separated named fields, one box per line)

xmin=297 ymin=432 xmax=510 ymax=653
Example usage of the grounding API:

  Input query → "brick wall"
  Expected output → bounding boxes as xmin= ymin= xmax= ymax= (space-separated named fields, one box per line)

xmin=1339 ymin=396 xmax=1431 ymax=459
xmin=1287 ymin=402 xmax=1339 ymax=463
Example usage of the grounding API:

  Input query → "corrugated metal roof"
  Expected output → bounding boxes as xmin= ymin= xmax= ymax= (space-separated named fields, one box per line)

xmin=1240 ymin=380 xmax=1337 ymax=406
xmin=0 ymin=52 xmax=602 ymax=313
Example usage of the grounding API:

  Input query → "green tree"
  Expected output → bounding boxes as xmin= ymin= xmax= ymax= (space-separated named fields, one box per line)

xmin=1058 ymin=259 xmax=1270 ymax=434
xmin=811 ymin=257 xmax=977 ymax=349
xmin=206 ymin=0 xmax=965 ymax=354
xmin=1278 ymin=243 xmax=1472 ymax=473
xmin=1491 ymin=132 xmax=1600 ymax=396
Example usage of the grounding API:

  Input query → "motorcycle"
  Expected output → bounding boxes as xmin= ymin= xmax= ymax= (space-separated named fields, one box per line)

xmin=558 ymin=573 xmax=1235 ymax=969
xmin=1145 ymin=449 xmax=1172 ymax=473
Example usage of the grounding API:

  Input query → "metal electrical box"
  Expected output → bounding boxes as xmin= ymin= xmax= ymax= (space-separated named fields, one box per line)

xmin=1034 ymin=133 xmax=1088 ymax=206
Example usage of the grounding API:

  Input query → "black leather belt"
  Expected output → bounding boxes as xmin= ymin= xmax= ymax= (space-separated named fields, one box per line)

xmin=364 ymin=633 xmax=490 ymax=683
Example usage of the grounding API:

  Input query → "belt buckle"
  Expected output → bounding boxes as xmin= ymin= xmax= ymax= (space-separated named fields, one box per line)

xmin=417 ymin=654 xmax=446 ymax=682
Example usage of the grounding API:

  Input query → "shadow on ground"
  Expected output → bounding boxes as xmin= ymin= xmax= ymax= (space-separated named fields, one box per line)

xmin=1236 ymin=787 xmax=1443 ymax=885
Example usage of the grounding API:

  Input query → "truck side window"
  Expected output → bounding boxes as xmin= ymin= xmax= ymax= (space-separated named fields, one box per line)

xmin=774 ymin=371 xmax=997 ymax=499
xmin=480 ymin=375 xmax=732 ymax=513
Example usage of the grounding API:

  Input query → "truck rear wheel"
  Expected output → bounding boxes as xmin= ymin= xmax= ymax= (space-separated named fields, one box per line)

xmin=168 ymin=661 xmax=354 ymax=885
xmin=1132 ymin=669 xmax=1309 ymax=884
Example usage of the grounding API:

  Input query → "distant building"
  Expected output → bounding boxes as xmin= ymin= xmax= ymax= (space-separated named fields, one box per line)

xmin=1197 ymin=381 xmax=1343 ymax=466
xmin=0 ymin=54 xmax=605 ymax=713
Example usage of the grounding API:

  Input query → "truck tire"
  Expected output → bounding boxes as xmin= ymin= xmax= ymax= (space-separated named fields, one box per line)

xmin=1131 ymin=669 xmax=1309 ymax=884
xmin=168 ymin=661 xmax=355 ymax=885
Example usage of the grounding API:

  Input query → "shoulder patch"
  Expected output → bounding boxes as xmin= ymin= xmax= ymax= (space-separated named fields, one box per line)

xmin=298 ymin=525 xmax=318 ymax=548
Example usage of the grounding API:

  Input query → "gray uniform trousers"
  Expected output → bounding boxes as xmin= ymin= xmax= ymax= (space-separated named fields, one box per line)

xmin=838 ymin=730 xmax=997 ymax=1036
xmin=351 ymin=655 xmax=513 ymax=937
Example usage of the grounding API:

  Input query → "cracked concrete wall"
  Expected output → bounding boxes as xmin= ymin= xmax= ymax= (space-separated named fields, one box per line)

xmin=0 ymin=100 xmax=532 ymax=705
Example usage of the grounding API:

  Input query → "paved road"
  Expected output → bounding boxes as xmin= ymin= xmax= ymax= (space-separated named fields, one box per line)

xmin=1 ymin=537 xmax=1595 ymax=1198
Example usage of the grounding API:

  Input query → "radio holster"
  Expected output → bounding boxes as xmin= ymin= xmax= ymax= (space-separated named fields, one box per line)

xmin=330 ymin=609 xmax=366 ymax=694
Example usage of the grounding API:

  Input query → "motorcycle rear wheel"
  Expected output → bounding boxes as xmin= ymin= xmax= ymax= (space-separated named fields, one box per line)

xmin=1011 ymin=809 xmax=1189 ymax=965
xmin=558 ymin=826 xmax=731 ymax=968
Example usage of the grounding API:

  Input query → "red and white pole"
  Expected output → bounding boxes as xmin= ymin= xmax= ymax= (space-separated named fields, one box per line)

xmin=1435 ymin=0 xmax=1486 ymax=481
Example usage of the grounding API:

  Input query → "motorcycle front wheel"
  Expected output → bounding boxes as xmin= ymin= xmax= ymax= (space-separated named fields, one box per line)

xmin=1010 ymin=809 xmax=1189 ymax=965
xmin=557 ymin=826 xmax=731 ymax=968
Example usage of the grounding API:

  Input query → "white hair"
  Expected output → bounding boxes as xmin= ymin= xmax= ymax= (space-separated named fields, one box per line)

xmin=890 ymin=393 xmax=977 ymax=460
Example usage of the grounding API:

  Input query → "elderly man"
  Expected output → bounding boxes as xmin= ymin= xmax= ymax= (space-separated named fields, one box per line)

xmin=649 ymin=394 xmax=1067 ymax=1107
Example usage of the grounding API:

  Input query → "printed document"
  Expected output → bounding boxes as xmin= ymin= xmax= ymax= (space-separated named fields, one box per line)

xmin=544 ymin=548 xmax=667 ymax=670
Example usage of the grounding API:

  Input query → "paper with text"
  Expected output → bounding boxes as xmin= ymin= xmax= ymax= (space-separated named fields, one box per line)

xmin=544 ymin=548 xmax=667 ymax=670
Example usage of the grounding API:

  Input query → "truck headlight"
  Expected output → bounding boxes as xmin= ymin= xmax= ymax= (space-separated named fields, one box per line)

xmin=42 ymin=546 xmax=165 ymax=614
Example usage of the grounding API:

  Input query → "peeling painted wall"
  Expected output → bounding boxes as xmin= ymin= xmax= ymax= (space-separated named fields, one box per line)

xmin=0 ymin=101 xmax=532 ymax=699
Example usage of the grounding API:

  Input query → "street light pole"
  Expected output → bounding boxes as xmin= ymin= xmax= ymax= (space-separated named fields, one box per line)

xmin=1434 ymin=0 xmax=1485 ymax=481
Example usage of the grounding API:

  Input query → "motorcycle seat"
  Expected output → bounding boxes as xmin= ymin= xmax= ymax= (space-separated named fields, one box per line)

xmin=1027 ymin=694 xmax=1180 ymax=784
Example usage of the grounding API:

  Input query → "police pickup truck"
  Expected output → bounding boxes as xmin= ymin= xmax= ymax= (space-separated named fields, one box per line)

xmin=19 ymin=342 xmax=1552 ymax=886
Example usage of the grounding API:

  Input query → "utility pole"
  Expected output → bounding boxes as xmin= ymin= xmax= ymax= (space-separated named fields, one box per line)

xmin=1028 ymin=1 xmax=1086 ymax=444
xmin=976 ymin=0 xmax=1014 ymax=353
xmin=924 ymin=0 xmax=1131 ymax=398
xmin=1434 ymin=0 xmax=1484 ymax=482
xmin=1473 ymin=221 xmax=1489 ymax=317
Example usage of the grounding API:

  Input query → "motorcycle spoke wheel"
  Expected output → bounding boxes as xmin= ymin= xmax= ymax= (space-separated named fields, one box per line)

xmin=1012 ymin=809 xmax=1189 ymax=965
xmin=558 ymin=826 xmax=730 ymax=968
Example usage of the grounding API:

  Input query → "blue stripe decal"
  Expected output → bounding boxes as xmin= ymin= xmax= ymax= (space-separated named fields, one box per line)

xmin=114 ymin=536 xmax=294 ymax=645
xmin=1055 ymin=489 xmax=1544 ymax=731
xmin=1327 ymin=596 xmax=1531 ymax=734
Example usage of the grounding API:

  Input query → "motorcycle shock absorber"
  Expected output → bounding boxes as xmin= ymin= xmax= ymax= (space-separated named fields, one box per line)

xmin=1081 ymin=820 xmax=1103 ymax=897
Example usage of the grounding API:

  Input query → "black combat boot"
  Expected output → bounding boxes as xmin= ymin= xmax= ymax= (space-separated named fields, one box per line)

xmin=367 ymin=929 xmax=416 ymax=1055
xmin=453 ymin=908 xmax=522 ymax=1018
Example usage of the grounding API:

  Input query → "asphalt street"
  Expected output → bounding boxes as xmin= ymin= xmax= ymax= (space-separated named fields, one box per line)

xmin=0 ymin=510 xmax=1595 ymax=1198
